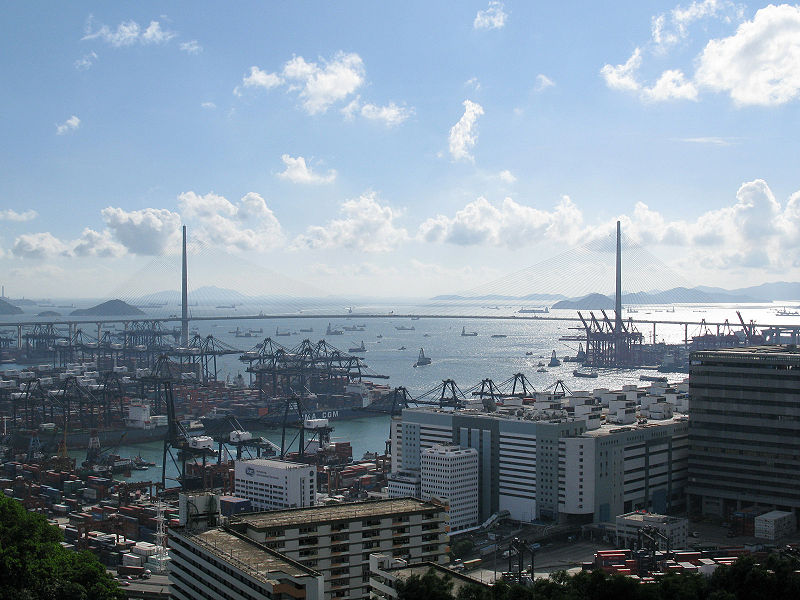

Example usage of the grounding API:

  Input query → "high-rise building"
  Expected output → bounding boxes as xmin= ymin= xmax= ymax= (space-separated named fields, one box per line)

xmin=688 ymin=346 xmax=800 ymax=520
xmin=420 ymin=444 xmax=479 ymax=532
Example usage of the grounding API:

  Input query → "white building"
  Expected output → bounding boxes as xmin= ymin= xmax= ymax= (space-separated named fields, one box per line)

xmin=392 ymin=387 xmax=689 ymax=524
xmin=234 ymin=458 xmax=316 ymax=511
xmin=615 ymin=511 xmax=688 ymax=550
xmin=755 ymin=510 xmax=796 ymax=541
xmin=387 ymin=471 xmax=421 ymax=499
xmin=420 ymin=445 xmax=479 ymax=532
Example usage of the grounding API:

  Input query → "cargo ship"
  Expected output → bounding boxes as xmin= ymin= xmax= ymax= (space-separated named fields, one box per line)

xmin=200 ymin=381 xmax=391 ymax=428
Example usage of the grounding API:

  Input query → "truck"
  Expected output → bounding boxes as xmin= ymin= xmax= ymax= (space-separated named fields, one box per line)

xmin=116 ymin=565 xmax=150 ymax=579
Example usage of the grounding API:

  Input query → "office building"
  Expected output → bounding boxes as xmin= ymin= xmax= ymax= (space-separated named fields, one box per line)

xmin=420 ymin=444 xmax=479 ymax=532
xmin=234 ymin=458 xmax=316 ymax=511
xmin=169 ymin=526 xmax=325 ymax=600
xmin=688 ymin=347 xmax=800 ymax=519
xmin=391 ymin=387 xmax=688 ymax=524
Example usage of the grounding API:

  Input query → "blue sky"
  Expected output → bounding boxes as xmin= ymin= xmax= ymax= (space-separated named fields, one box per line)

xmin=2 ymin=1 xmax=800 ymax=298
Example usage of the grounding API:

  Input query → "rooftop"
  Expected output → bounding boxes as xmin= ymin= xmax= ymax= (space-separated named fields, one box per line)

xmin=233 ymin=498 xmax=442 ymax=529
xmin=617 ymin=511 xmax=684 ymax=524
xmin=237 ymin=458 xmax=310 ymax=470
xmin=692 ymin=345 xmax=800 ymax=362
xmin=180 ymin=526 xmax=319 ymax=581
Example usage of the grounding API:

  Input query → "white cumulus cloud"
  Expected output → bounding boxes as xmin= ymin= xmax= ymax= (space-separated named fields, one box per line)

xmin=102 ymin=207 xmax=182 ymax=255
xmin=72 ymin=228 xmax=127 ymax=258
xmin=56 ymin=115 xmax=81 ymax=135
xmin=342 ymin=98 xmax=413 ymax=126
xmin=449 ymin=100 xmax=484 ymax=162
xmin=292 ymin=192 xmax=408 ymax=252
xmin=643 ymin=69 xmax=698 ymax=101
xmin=419 ymin=196 xmax=583 ymax=247
xmin=0 ymin=209 xmax=37 ymax=222
xmin=282 ymin=52 xmax=365 ymax=114
xmin=236 ymin=66 xmax=283 ymax=95
xmin=474 ymin=1 xmax=507 ymax=30
xmin=178 ymin=191 xmax=283 ymax=251
xmin=498 ymin=170 xmax=517 ymax=184
xmin=695 ymin=4 xmax=800 ymax=106
xmin=277 ymin=155 xmax=336 ymax=184
xmin=600 ymin=48 xmax=643 ymax=92
xmin=12 ymin=232 xmax=72 ymax=259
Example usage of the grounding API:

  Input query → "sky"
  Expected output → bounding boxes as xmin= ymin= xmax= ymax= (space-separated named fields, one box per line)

xmin=2 ymin=1 xmax=800 ymax=299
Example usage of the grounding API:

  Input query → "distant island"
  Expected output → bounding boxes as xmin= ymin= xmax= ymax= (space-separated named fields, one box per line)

xmin=0 ymin=298 xmax=23 ymax=315
xmin=37 ymin=310 xmax=61 ymax=317
xmin=552 ymin=293 xmax=615 ymax=310
xmin=70 ymin=299 xmax=145 ymax=317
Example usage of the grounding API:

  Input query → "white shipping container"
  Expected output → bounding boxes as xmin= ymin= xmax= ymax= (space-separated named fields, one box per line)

xmin=122 ymin=553 xmax=143 ymax=567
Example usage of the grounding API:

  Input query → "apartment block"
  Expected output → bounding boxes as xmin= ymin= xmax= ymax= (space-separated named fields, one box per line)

xmin=169 ymin=526 xmax=325 ymax=600
xmin=226 ymin=498 xmax=449 ymax=599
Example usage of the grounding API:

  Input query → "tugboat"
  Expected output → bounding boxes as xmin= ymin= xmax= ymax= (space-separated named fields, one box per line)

xmin=573 ymin=369 xmax=598 ymax=378
xmin=413 ymin=348 xmax=431 ymax=367
xmin=461 ymin=326 xmax=478 ymax=337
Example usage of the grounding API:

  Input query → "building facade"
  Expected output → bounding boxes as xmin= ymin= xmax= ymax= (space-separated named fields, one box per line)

xmin=615 ymin=511 xmax=688 ymax=550
xmin=227 ymin=498 xmax=449 ymax=600
xmin=234 ymin=458 xmax=316 ymax=511
xmin=688 ymin=347 xmax=800 ymax=519
xmin=169 ymin=526 xmax=325 ymax=600
xmin=420 ymin=444 xmax=479 ymax=532
xmin=392 ymin=401 xmax=688 ymax=524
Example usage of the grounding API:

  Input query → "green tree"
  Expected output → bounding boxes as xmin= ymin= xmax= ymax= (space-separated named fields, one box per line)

xmin=0 ymin=495 xmax=123 ymax=600
xmin=396 ymin=568 xmax=454 ymax=600
xmin=450 ymin=539 xmax=475 ymax=560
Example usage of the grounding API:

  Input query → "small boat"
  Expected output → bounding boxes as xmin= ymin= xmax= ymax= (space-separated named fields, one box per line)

xmin=299 ymin=327 xmax=313 ymax=333
xmin=491 ymin=334 xmax=507 ymax=338
xmin=548 ymin=350 xmax=561 ymax=367
xmin=776 ymin=307 xmax=800 ymax=316
xmin=413 ymin=348 xmax=431 ymax=367
xmin=275 ymin=328 xmax=291 ymax=337
xmin=396 ymin=325 xmax=415 ymax=331
xmin=348 ymin=341 xmax=366 ymax=353
xmin=423 ymin=333 xmax=431 ymax=337
xmin=640 ymin=374 xmax=668 ymax=383
xmin=376 ymin=334 xmax=383 ymax=339
xmin=326 ymin=323 xmax=344 ymax=335
xmin=461 ymin=326 xmax=478 ymax=337
xmin=399 ymin=346 xmax=407 ymax=351
xmin=573 ymin=369 xmax=598 ymax=378
xmin=411 ymin=317 xmax=420 ymax=321
xmin=537 ymin=367 xmax=547 ymax=373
